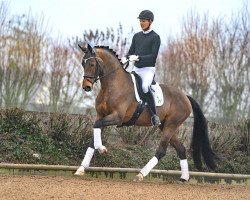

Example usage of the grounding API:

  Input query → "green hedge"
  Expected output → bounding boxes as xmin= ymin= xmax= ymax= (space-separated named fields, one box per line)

xmin=0 ymin=108 xmax=249 ymax=174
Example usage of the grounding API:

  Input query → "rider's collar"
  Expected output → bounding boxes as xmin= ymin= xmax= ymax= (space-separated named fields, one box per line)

xmin=142 ymin=29 xmax=152 ymax=34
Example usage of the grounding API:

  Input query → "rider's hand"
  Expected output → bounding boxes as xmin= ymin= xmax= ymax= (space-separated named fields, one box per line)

xmin=129 ymin=55 xmax=139 ymax=62
xmin=121 ymin=56 xmax=128 ymax=64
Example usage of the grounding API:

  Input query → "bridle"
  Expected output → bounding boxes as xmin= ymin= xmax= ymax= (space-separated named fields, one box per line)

xmin=82 ymin=56 xmax=120 ymax=83
xmin=82 ymin=56 xmax=101 ymax=83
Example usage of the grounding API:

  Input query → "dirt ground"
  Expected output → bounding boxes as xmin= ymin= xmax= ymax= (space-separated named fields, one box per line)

xmin=0 ymin=175 xmax=249 ymax=200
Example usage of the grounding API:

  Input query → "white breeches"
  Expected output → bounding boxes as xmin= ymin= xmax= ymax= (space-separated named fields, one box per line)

xmin=133 ymin=66 xmax=155 ymax=93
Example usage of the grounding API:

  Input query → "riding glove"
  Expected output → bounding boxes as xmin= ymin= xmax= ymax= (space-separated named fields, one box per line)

xmin=129 ymin=55 xmax=139 ymax=62
xmin=121 ymin=56 xmax=128 ymax=64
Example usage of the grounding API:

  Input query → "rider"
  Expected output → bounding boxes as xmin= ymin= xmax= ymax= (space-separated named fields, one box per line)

xmin=121 ymin=10 xmax=161 ymax=126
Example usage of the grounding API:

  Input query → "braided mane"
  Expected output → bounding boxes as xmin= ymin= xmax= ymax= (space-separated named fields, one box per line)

xmin=94 ymin=46 xmax=122 ymax=64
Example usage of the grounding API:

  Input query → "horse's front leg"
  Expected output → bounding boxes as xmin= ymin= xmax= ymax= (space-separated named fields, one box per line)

xmin=75 ymin=112 xmax=122 ymax=176
xmin=93 ymin=112 xmax=122 ymax=153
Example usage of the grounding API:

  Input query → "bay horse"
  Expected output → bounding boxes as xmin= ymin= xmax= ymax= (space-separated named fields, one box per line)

xmin=75 ymin=44 xmax=217 ymax=182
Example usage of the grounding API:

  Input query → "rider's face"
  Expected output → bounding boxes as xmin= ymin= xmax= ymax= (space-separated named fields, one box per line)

xmin=140 ymin=19 xmax=151 ymax=31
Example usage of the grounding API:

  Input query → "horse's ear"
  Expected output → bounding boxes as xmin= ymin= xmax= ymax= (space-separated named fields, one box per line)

xmin=78 ymin=44 xmax=88 ymax=53
xmin=87 ymin=43 xmax=95 ymax=54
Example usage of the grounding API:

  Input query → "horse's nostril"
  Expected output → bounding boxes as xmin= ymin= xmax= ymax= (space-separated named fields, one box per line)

xmin=85 ymin=86 xmax=92 ymax=92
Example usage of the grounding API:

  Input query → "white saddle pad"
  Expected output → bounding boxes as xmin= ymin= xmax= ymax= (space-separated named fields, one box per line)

xmin=150 ymin=83 xmax=164 ymax=106
xmin=130 ymin=74 xmax=164 ymax=107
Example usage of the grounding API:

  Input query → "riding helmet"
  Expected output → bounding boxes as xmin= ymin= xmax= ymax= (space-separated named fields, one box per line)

xmin=138 ymin=10 xmax=154 ymax=21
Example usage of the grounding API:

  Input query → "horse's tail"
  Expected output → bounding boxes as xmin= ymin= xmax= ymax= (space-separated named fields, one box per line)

xmin=187 ymin=95 xmax=217 ymax=170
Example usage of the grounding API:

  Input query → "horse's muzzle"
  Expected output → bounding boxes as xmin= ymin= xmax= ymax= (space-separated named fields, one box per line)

xmin=82 ymin=79 xmax=93 ymax=92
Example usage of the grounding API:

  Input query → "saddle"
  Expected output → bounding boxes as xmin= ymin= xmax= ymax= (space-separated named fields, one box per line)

xmin=131 ymin=71 xmax=145 ymax=101
xmin=131 ymin=71 xmax=164 ymax=106
xmin=118 ymin=71 xmax=163 ymax=127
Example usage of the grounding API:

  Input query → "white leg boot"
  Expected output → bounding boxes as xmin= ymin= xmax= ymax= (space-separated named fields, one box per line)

xmin=94 ymin=128 xmax=107 ymax=154
xmin=179 ymin=159 xmax=190 ymax=182
xmin=134 ymin=156 xmax=158 ymax=182
xmin=75 ymin=147 xmax=94 ymax=176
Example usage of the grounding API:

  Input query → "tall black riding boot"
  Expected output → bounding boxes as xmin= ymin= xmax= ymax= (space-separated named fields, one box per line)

xmin=144 ymin=91 xmax=161 ymax=126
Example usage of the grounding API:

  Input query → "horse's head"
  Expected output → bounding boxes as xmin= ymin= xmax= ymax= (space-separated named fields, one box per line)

xmin=78 ymin=43 xmax=101 ymax=92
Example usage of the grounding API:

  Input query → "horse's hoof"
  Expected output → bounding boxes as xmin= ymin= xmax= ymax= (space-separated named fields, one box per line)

xmin=177 ymin=178 xmax=188 ymax=184
xmin=74 ymin=166 xmax=85 ymax=176
xmin=98 ymin=146 xmax=108 ymax=155
xmin=133 ymin=173 xmax=144 ymax=182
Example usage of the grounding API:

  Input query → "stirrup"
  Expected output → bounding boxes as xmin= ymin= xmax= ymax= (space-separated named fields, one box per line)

xmin=151 ymin=115 xmax=161 ymax=126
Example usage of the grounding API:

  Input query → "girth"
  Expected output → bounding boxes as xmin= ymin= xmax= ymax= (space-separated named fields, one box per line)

xmin=117 ymin=71 xmax=148 ymax=127
xmin=117 ymin=101 xmax=145 ymax=127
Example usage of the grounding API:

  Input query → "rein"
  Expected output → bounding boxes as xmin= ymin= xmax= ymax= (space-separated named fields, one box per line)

xmin=83 ymin=56 xmax=119 ymax=83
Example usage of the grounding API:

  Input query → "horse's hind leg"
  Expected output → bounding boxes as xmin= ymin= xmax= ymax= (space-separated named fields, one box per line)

xmin=133 ymin=125 xmax=180 ymax=181
xmin=170 ymin=134 xmax=190 ymax=182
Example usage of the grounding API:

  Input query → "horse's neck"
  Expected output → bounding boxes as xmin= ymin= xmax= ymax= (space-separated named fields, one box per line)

xmin=97 ymin=50 xmax=128 ymax=82
xmin=100 ymin=64 xmax=131 ymax=90
xmin=97 ymin=50 xmax=132 ymax=94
